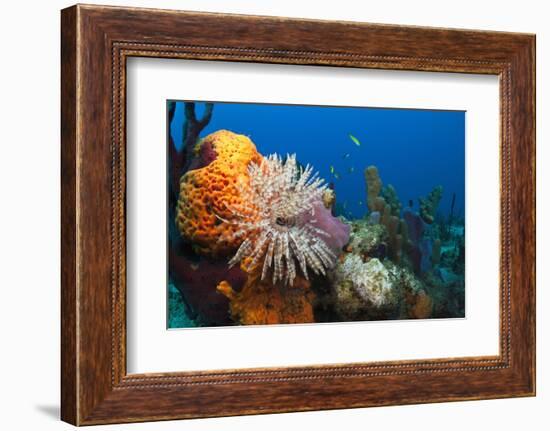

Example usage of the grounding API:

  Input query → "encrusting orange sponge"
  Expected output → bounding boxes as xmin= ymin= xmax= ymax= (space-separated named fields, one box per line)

xmin=176 ymin=130 xmax=262 ymax=257
xmin=216 ymin=258 xmax=316 ymax=325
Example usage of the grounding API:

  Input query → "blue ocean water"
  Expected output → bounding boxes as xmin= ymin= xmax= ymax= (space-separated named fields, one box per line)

xmin=171 ymin=101 xmax=465 ymax=220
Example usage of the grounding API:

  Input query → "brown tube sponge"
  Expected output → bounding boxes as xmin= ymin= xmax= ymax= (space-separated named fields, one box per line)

xmin=365 ymin=165 xmax=383 ymax=212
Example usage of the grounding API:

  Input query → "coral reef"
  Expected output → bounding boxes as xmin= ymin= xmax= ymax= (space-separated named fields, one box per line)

xmin=168 ymin=283 xmax=198 ymax=328
xmin=168 ymin=102 xmax=214 ymax=216
xmin=322 ymin=188 xmax=336 ymax=209
xmin=217 ymin=259 xmax=315 ymax=325
xmin=422 ymin=269 xmax=464 ymax=318
xmin=169 ymin=245 xmax=247 ymax=325
xmin=327 ymin=251 xmax=426 ymax=321
xmin=419 ymin=185 xmax=443 ymax=224
xmin=403 ymin=207 xmax=433 ymax=274
xmin=381 ymin=184 xmax=402 ymax=216
xmin=438 ymin=191 xmax=457 ymax=242
xmin=387 ymin=260 xmax=433 ymax=319
xmin=167 ymin=116 xmax=465 ymax=327
xmin=363 ymin=166 xmax=407 ymax=264
xmin=187 ymin=135 xmax=218 ymax=170
xmin=347 ymin=219 xmax=387 ymax=259
xmin=406 ymin=289 xmax=433 ymax=319
xmin=309 ymin=202 xmax=350 ymax=252
xmin=332 ymin=255 xmax=397 ymax=311
xmin=365 ymin=166 xmax=383 ymax=212
xmin=385 ymin=260 xmax=423 ymax=295
xmin=431 ymin=238 xmax=441 ymax=266
xmin=385 ymin=215 xmax=402 ymax=263
xmin=175 ymin=130 xmax=263 ymax=257
xmin=403 ymin=207 xmax=424 ymax=243
xmin=221 ymin=153 xmax=350 ymax=286
xmin=368 ymin=211 xmax=381 ymax=225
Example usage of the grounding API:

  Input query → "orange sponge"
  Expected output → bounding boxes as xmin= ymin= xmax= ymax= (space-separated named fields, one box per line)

xmin=217 ymin=259 xmax=316 ymax=325
xmin=176 ymin=130 xmax=262 ymax=257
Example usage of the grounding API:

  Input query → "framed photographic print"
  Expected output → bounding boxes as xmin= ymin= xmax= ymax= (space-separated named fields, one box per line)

xmin=61 ymin=4 xmax=536 ymax=425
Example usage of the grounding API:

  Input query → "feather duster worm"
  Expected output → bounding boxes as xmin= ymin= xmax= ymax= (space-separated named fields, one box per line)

xmin=219 ymin=154 xmax=349 ymax=286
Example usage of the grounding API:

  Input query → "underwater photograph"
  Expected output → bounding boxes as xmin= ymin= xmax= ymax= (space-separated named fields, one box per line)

xmin=167 ymin=100 xmax=466 ymax=329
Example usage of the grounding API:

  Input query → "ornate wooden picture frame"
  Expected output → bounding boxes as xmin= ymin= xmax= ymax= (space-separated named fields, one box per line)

xmin=61 ymin=4 xmax=535 ymax=425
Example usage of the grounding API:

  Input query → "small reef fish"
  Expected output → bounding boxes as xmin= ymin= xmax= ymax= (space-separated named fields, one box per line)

xmin=349 ymin=134 xmax=361 ymax=146
xmin=330 ymin=165 xmax=335 ymax=174
xmin=348 ymin=167 xmax=355 ymax=174
xmin=358 ymin=200 xmax=363 ymax=206
xmin=342 ymin=153 xmax=351 ymax=159
xmin=334 ymin=173 xmax=341 ymax=180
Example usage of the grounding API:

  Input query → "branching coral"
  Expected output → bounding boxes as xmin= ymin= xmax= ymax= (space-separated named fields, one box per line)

xmin=220 ymin=154 xmax=349 ymax=286
xmin=381 ymin=184 xmax=402 ymax=216
xmin=419 ymin=185 xmax=443 ymax=224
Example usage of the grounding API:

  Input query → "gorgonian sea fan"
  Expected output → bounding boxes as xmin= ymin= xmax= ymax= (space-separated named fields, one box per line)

xmin=219 ymin=154 xmax=338 ymax=286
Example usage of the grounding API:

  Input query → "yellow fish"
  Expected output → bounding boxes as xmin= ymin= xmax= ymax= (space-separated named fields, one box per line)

xmin=349 ymin=134 xmax=361 ymax=146
xmin=330 ymin=165 xmax=335 ymax=174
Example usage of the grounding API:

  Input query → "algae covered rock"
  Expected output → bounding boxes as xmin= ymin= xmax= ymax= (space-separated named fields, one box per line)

xmin=330 ymin=254 xmax=399 ymax=319
xmin=327 ymin=251 xmax=428 ymax=321
xmin=385 ymin=260 xmax=423 ymax=295
xmin=347 ymin=219 xmax=388 ymax=259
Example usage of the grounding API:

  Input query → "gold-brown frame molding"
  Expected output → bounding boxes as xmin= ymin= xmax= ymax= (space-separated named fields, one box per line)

xmin=61 ymin=4 xmax=535 ymax=425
